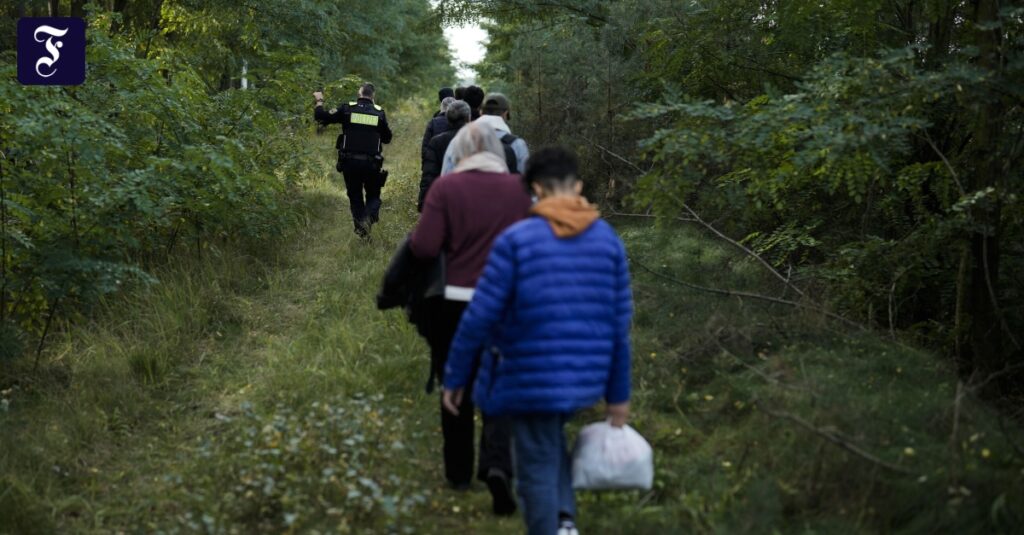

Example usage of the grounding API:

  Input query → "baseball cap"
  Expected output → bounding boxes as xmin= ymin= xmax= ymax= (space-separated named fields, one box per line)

xmin=482 ymin=93 xmax=510 ymax=115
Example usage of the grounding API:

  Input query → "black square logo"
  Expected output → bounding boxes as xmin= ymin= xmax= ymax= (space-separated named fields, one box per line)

xmin=17 ymin=17 xmax=86 ymax=86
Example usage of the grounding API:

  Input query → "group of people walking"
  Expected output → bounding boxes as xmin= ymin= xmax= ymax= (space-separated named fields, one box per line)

xmin=317 ymin=83 xmax=635 ymax=535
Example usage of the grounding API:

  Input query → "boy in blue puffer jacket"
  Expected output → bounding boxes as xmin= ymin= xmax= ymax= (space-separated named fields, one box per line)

xmin=442 ymin=147 xmax=633 ymax=535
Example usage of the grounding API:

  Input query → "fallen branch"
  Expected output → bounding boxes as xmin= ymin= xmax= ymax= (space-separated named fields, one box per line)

xmin=756 ymin=403 xmax=915 ymax=475
xmin=709 ymin=329 xmax=809 ymax=391
xmin=965 ymin=360 xmax=1024 ymax=395
xmin=631 ymin=256 xmax=866 ymax=330
xmin=583 ymin=138 xmax=805 ymax=298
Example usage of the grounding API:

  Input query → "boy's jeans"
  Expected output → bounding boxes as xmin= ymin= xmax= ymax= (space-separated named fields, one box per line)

xmin=511 ymin=413 xmax=576 ymax=535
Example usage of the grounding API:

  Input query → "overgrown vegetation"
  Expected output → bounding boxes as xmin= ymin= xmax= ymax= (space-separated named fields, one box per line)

xmin=2 ymin=1 xmax=1022 ymax=533
xmin=1 ymin=102 xmax=1021 ymax=534
xmin=0 ymin=0 xmax=452 ymax=360
xmin=446 ymin=0 xmax=1024 ymax=389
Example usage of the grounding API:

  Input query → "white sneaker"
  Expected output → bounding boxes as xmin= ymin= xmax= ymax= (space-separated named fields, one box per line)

xmin=557 ymin=520 xmax=579 ymax=535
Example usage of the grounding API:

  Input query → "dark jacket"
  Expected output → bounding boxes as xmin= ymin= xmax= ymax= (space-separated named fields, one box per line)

xmin=419 ymin=124 xmax=464 ymax=211
xmin=377 ymin=236 xmax=445 ymax=332
xmin=421 ymin=115 xmax=450 ymax=153
xmin=314 ymin=97 xmax=392 ymax=168
xmin=378 ymin=235 xmax=446 ymax=392
xmin=444 ymin=217 xmax=633 ymax=415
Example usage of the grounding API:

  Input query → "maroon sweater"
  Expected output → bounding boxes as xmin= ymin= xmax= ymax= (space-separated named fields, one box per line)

xmin=410 ymin=170 xmax=531 ymax=289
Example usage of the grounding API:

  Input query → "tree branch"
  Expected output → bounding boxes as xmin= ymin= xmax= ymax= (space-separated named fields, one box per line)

xmin=756 ymin=403 xmax=915 ymax=475
xmin=582 ymin=137 xmax=807 ymax=298
xmin=631 ymin=257 xmax=865 ymax=330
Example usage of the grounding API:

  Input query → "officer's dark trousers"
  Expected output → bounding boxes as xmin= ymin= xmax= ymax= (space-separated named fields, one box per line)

xmin=424 ymin=298 xmax=514 ymax=486
xmin=340 ymin=161 xmax=381 ymax=228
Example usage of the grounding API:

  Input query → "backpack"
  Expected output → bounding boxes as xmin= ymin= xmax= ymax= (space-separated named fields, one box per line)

xmin=499 ymin=133 xmax=520 ymax=173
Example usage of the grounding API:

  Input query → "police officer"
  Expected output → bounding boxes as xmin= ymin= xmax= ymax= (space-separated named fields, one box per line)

xmin=313 ymin=83 xmax=393 ymax=238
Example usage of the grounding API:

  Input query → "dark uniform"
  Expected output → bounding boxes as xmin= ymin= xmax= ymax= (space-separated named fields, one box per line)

xmin=315 ymin=97 xmax=393 ymax=235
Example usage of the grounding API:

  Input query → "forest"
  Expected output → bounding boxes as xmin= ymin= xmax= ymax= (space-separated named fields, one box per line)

xmin=2 ymin=0 xmax=1023 ymax=533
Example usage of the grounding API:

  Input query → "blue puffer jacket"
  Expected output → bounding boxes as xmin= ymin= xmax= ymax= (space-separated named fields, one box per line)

xmin=443 ymin=216 xmax=632 ymax=416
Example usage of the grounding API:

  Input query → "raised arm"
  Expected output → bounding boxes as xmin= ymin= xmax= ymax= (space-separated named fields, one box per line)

xmin=312 ymin=91 xmax=345 ymax=125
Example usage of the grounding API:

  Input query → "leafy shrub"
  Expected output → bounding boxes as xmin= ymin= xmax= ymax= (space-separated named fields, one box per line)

xmin=0 ymin=26 xmax=302 ymax=356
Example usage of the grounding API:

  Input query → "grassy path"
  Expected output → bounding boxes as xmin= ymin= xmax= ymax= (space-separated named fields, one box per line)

xmin=3 ymin=102 xmax=1022 ymax=534
xmin=1 ymin=104 xmax=526 ymax=533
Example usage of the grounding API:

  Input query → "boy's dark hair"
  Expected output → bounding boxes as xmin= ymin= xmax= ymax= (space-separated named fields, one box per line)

xmin=360 ymin=82 xmax=376 ymax=98
xmin=523 ymin=146 xmax=579 ymax=191
xmin=454 ymin=86 xmax=466 ymax=100
xmin=463 ymin=85 xmax=485 ymax=111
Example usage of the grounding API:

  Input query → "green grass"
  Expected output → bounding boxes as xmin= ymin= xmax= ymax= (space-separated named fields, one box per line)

xmin=2 ymin=101 xmax=1023 ymax=534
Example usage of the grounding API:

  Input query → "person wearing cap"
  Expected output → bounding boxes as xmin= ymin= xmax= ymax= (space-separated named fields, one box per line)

xmin=440 ymin=92 xmax=529 ymax=176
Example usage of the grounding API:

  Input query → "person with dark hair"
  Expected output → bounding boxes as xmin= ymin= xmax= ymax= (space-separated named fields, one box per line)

xmin=410 ymin=122 xmax=531 ymax=517
xmin=435 ymin=87 xmax=455 ymax=117
xmin=313 ymin=82 xmax=393 ymax=239
xmin=462 ymin=85 xmax=485 ymax=120
xmin=420 ymin=100 xmax=471 ymax=211
xmin=454 ymin=86 xmax=466 ymax=100
xmin=443 ymin=147 xmax=634 ymax=535
xmin=440 ymin=92 xmax=529 ymax=176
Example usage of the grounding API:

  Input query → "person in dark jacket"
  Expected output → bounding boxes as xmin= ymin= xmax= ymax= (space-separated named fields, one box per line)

xmin=410 ymin=121 xmax=532 ymax=515
xmin=313 ymin=83 xmax=392 ymax=238
xmin=422 ymin=96 xmax=455 ymax=154
xmin=419 ymin=100 xmax=470 ymax=211
xmin=443 ymin=147 xmax=633 ymax=535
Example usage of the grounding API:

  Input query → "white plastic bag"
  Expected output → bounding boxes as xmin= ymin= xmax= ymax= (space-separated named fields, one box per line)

xmin=571 ymin=421 xmax=654 ymax=490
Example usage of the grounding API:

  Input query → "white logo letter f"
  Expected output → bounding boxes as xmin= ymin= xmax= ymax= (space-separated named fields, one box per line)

xmin=34 ymin=25 xmax=69 ymax=78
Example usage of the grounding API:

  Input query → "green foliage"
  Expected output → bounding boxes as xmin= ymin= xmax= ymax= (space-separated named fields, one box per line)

xmin=165 ymin=397 xmax=428 ymax=533
xmin=0 ymin=1 xmax=452 ymax=358
xmin=0 ymin=105 xmax=1020 ymax=534
xmin=615 ymin=223 xmax=1024 ymax=533
xmin=460 ymin=0 xmax=1024 ymax=373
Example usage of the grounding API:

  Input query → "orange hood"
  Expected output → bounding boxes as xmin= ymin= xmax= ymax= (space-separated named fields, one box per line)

xmin=530 ymin=196 xmax=601 ymax=238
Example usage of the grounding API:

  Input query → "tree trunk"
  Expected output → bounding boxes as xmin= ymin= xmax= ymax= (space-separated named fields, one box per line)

xmin=71 ymin=0 xmax=85 ymax=18
xmin=48 ymin=0 xmax=60 ymax=17
xmin=965 ymin=0 xmax=1006 ymax=385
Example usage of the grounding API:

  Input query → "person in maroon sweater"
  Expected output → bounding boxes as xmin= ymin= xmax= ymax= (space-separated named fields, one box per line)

xmin=410 ymin=121 xmax=531 ymax=515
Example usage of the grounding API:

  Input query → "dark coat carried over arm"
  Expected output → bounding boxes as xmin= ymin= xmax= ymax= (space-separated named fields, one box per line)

xmin=377 ymin=235 xmax=445 ymax=333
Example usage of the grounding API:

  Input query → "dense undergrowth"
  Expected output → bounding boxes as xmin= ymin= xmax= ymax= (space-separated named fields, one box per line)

xmin=2 ymin=103 xmax=1021 ymax=534
xmin=0 ymin=0 xmax=453 ymax=362
xmin=452 ymin=0 xmax=1024 ymax=384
